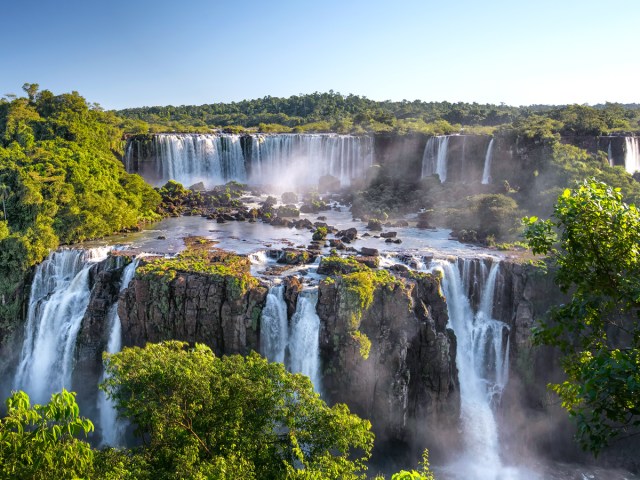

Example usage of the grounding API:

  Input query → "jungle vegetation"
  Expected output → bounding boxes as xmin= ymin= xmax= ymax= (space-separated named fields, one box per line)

xmin=0 ymin=84 xmax=161 ymax=332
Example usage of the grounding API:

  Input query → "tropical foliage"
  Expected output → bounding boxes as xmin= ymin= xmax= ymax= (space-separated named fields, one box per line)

xmin=0 ymin=84 xmax=160 ymax=328
xmin=117 ymin=91 xmax=640 ymax=135
xmin=523 ymin=179 xmax=640 ymax=453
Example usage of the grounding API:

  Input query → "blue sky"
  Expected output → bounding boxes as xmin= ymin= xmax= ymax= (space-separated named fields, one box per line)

xmin=2 ymin=0 xmax=639 ymax=109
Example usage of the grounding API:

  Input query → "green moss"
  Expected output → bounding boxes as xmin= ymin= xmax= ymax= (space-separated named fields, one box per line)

xmin=137 ymin=248 xmax=258 ymax=297
xmin=343 ymin=269 xmax=400 ymax=317
xmin=312 ymin=227 xmax=328 ymax=241
xmin=327 ymin=265 xmax=403 ymax=360
xmin=318 ymin=255 xmax=368 ymax=275
xmin=352 ymin=331 xmax=372 ymax=360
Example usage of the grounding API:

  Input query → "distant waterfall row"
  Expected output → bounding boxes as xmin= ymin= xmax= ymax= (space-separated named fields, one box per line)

xmin=421 ymin=135 xmax=495 ymax=184
xmin=125 ymin=133 xmax=374 ymax=188
xmin=12 ymin=248 xmax=137 ymax=446
xmin=259 ymin=285 xmax=322 ymax=392
xmin=603 ymin=136 xmax=640 ymax=173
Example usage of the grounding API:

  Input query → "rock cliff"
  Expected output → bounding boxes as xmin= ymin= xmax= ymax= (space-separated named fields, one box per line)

xmin=316 ymin=260 xmax=459 ymax=459
xmin=118 ymin=249 xmax=268 ymax=356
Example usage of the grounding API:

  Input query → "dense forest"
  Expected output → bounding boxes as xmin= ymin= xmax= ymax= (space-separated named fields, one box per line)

xmin=117 ymin=91 xmax=640 ymax=136
xmin=0 ymin=84 xmax=160 ymax=330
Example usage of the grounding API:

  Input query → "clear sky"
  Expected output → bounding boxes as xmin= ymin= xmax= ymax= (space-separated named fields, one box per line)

xmin=2 ymin=0 xmax=639 ymax=109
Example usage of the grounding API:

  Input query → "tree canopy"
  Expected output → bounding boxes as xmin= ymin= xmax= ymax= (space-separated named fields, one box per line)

xmin=0 ymin=84 xmax=161 ymax=329
xmin=101 ymin=341 xmax=374 ymax=480
xmin=0 ymin=389 xmax=94 ymax=479
xmin=523 ymin=179 xmax=640 ymax=453
xmin=115 ymin=92 xmax=640 ymax=135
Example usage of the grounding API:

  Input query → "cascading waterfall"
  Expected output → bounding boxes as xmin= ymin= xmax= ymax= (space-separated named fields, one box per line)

xmin=288 ymin=289 xmax=322 ymax=392
xmin=98 ymin=258 xmax=139 ymax=446
xmin=129 ymin=133 xmax=373 ymax=188
xmin=438 ymin=259 xmax=512 ymax=478
xmin=421 ymin=135 xmax=450 ymax=182
xmin=259 ymin=286 xmax=322 ymax=392
xmin=624 ymin=137 xmax=640 ymax=174
xmin=481 ymin=138 xmax=495 ymax=185
xmin=153 ymin=133 xmax=246 ymax=187
xmin=14 ymin=247 xmax=111 ymax=404
xmin=259 ymin=285 xmax=289 ymax=364
xmin=248 ymin=134 xmax=373 ymax=187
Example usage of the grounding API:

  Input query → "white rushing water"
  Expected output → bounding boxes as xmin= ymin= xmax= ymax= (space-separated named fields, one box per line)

xmin=259 ymin=284 xmax=289 ymax=364
xmin=438 ymin=259 xmax=515 ymax=479
xmin=624 ymin=137 xmax=640 ymax=174
xmin=481 ymin=138 xmax=495 ymax=185
xmin=98 ymin=258 xmax=139 ymax=446
xmin=133 ymin=133 xmax=374 ymax=188
xmin=421 ymin=135 xmax=450 ymax=182
xmin=152 ymin=133 xmax=246 ymax=187
xmin=14 ymin=247 xmax=111 ymax=404
xmin=288 ymin=289 xmax=322 ymax=392
xmin=260 ymin=286 xmax=322 ymax=392
xmin=248 ymin=133 xmax=374 ymax=187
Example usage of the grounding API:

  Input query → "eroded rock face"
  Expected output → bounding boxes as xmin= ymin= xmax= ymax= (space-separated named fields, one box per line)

xmin=317 ymin=270 xmax=459 ymax=458
xmin=118 ymin=261 xmax=268 ymax=356
xmin=73 ymin=260 xmax=124 ymax=418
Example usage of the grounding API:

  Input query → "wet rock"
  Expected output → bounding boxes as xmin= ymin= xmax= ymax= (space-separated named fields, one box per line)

xmin=329 ymin=239 xmax=345 ymax=250
xmin=337 ymin=228 xmax=358 ymax=242
xmin=277 ymin=248 xmax=314 ymax=265
xmin=276 ymin=205 xmax=300 ymax=217
xmin=188 ymin=182 xmax=206 ymax=191
xmin=367 ymin=219 xmax=383 ymax=231
xmin=360 ymin=247 xmax=379 ymax=257
xmin=283 ymin=276 xmax=302 ymax=318
xmin=281 ymin=192 xmax=298 ymax=204
xmin=270 ymin=217 xmax=292 ymax=227
xmin=357 ymin=256 xmax=379 ymax=268
xmin=392 ymin=220 xmax=409 ymax=228
xmin=381 ymin=231 xmax=397 ymax=238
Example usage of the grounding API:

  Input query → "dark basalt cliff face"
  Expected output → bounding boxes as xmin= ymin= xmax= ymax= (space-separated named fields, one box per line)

xmin=118 ymin=263 xmax=268 ymax=356
xmin=316 ymin=268 xmax=459 ymax=459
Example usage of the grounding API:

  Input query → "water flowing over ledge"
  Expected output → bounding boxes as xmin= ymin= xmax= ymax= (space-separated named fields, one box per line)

xmin=125 ymin=133 xmax=374 ymax=188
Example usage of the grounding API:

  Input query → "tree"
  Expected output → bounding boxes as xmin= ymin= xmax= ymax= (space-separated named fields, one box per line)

xmin=0 ymin=389 xmax=94 ymax=479
xmin=523 ymin=179 xmax=640 ymax=453
xmin=102 ymin=341 xmax=374 ymax=479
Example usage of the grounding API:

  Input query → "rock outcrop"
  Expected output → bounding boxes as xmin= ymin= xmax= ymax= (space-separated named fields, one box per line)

xmin=317 ymin=267 xmax=459 ymax=459
xmin=118 ymin=249 xmax=268 ymax=356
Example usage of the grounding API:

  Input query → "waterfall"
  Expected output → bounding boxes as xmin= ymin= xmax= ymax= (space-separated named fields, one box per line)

xmin=14 ymin=247 xmax=111 ymax=404
xmin=607 ymin=141 xmax=614 ymax=167
xmin=421 ymin=135 xmax=449 ymax=182
xmin=624 ymin=137 xmax=640 ymax=174
xmin=288 ymin=289 xmax=322 ymax=392
xmin=152 ymin=133 xmax=246 ymax=187
xmin=438 ymin=259 xmax=511 ymax=478
xmin=128 ymin=133 xmax=373 ymax=188
xmin=481 ymin=138 xmax=495 ymax=185
xmin=247 ymin=134 xmax=373 ymax=187
xmin=259 ymin=286 xmax=322 ymax=392
xmin=259 ymin=285 xmax=289 ymax=364
xmin=98 ymin=258 xmax=139 ymax=446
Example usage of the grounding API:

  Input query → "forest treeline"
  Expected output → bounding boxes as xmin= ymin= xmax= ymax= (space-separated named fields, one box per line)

xmin=0 ymin=84 xmax=161 ymax=327
xmin=116 ymin=91 xmax=640 ymax=136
